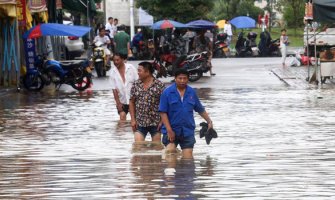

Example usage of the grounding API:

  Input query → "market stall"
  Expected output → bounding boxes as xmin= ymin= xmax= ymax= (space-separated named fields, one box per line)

xmin=313 ymin=0 xmax=335 ymax=83
xmin=304 ymin=0 xmax=335 ymax=83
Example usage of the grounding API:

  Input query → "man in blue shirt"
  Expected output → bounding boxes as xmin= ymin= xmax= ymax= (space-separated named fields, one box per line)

xmin=159 ymin=68 xmax=213 ymax=159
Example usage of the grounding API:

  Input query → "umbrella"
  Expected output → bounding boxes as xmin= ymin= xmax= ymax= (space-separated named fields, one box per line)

xmin=23 ymin=23 xmax=91 ymax=39
xmin=151 ymin=20 xmax=188 ymax=30
xmin=216 ymin=20 xmax=226 ymax=29
xmin=186 ymin=20 xmax=217 ymax=29
xmin=230 ymin=16 xmax=256 ymax=29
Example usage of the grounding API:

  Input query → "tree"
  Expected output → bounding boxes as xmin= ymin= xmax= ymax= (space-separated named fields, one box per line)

xmin=207 ymin=0 xmax=262 ymax=22
xmin=136 ymin=0 xmax=214 ymax=22
xmin=236 ymin=1 xmax=263 ymax=20
xmin=277 ymin=0 xmax=304 ymax=35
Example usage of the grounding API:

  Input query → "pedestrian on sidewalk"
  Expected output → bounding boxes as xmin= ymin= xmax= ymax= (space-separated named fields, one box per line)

xmin=280 ymin=29 xmax=289 ymax=67
xmin=223 ymin=20 xmax=233 ymax=48
xmin=110 ymin=53 xmax=138 ymax=120
xmin=129 ymin=61 xmax=165 ymax=142
xmin=159 ymin=68 xmax=214 ymax=159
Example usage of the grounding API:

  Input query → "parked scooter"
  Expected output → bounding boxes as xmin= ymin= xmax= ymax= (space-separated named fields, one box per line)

xmin=91 ymin=41 xmax=110 ymax=77
xmin=152 ymin=50 xmax=208 ymax=82
xmin=22 ymin=53 xmax=92 ymax=91
xmin=235 ymin=32 xmax=252 ymax=57
xmin=258 ymin=31 xmax=281 ymax=57
xmin=213 ymin=33 xmax=228 ymax=58
xmin=247 ymin=32 xmax=259 ymax=56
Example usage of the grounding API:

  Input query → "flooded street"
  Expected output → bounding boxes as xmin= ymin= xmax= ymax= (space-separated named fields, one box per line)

xmin=1 ymin=58 xmax=335 ymax=199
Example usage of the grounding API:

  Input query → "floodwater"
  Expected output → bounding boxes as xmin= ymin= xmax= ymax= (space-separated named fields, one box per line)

xmin=1 ymin=69 xmax=335 ymax=199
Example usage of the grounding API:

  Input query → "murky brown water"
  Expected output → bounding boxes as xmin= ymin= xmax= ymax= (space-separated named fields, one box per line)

xmin=1 ymin=84 xmax=335 ymax=199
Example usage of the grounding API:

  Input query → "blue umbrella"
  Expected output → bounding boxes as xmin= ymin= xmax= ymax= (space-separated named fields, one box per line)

xmin=151 ymin=20 xmax=188 ymax=30
xmin=230 ymin=16 xmax=256 ymax=29
xmin=23 ymin=23 xmax=91 ymax=39
xmin=186 ymin=20 xmax=217 ymax=29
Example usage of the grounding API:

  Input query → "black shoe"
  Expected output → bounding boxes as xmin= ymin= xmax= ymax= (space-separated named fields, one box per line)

xmin=210 ymin=73 xmax=216 ymax=76
xmin=199 ymin=122 xmax=208 ymax=138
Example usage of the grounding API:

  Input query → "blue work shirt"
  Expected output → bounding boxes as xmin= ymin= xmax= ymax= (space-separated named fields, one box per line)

xmin=159 ymin=83 xmax=205 ymax=137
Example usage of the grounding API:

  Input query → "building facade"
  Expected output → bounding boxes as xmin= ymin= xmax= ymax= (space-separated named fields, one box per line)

xmin=105 ymin=0 xmax=138 ymax=25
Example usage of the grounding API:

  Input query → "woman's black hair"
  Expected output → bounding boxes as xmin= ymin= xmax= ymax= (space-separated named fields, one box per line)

xmin=138 ymin=61 xmax=155 ymax=74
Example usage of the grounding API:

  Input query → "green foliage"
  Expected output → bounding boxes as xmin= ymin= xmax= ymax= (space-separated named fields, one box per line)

xmin=236 ymin=1 xmax=263 ymax=20
xmin=279 ymin=0 xmax=305 ymax=28
xmin=207 ymin=0 xmax=263 ymax=22
xmin=136 ymin=0 xmax=214 ymax=22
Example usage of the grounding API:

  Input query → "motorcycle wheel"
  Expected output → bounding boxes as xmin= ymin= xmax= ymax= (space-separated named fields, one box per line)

xmin=71 ymin=74 xmax=92 ymax=91
xmin=95 ymin=62 xmax=105 ymax=77
xmin=22 ymin=74 xmax=45 ymax=91
xmin=188 ymin=71 xmax=202 ymax=82
xmin=215 ymin=49 xmax=226 ymax=58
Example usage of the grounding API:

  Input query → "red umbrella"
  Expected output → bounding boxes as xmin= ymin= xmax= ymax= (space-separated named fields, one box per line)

xmin=151 ymin=20 xmax=188 ymax=30
xmin=160 ymin=20 xmax=174 ymax=29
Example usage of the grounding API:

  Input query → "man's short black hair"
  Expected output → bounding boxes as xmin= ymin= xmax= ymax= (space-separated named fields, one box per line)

xmin=139 ymin=61 xmax=154 ymax=74
xmin=108 ymin=17 xmax=113 ymax=21
xmin=174 ymin=68 xmax=189 ymax=78
xmin=113 ymin=53 xmax=128 ymax=60
xmin=118 ymin=24 xmax=126 ymax=31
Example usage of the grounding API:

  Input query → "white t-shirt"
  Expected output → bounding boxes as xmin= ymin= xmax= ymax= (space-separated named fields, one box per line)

xmin=111 ymin=24 xmax=118 ymax=36
xmin=224 ymin=24 xmax=233 ymax=36
xmin=93 ymin=35 xmax=110 ymax=47
xmin=105 ymin=22 xmax=113 ymax=38
xmin=110 ymin=63 xmax=138 ymax=105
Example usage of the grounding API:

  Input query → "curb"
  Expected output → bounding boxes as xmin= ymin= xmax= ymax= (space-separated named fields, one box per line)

xmin=270 ymin=69 xmax=290 ymax=86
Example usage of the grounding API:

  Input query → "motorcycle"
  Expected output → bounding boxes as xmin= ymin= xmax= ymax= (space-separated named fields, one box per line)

xmin=258 ymin=31 xmax=281 ymax=57
xmin=179 ymin=51 xmax=210 ymax=81
xmin=91 ymin=41 xmax=110 ymax=77
xmin=22 ymin=52 xmax=92 ymax=91
xmin=132 ymin=40 xmax=148 ymax=60
xmin=247 ymin=32 xmax=259 ymax=57
xmin=235 ymin=32 xmax=259 ymax=57
xmin=214 ymin=33 xmax=228 ymax=58
xmin=152 ymin=50 xmax=208 ymax=82
xmin=235 ymin=32 xmax=252 ymax=57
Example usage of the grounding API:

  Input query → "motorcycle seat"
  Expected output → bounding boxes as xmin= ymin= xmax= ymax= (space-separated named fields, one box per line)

xmin=60 ymin=60 xmax=86 ymax=68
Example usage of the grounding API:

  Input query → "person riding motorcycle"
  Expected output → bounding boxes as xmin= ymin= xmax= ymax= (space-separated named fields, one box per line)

xmin=93 ymin=27 xmax=111 ymax=66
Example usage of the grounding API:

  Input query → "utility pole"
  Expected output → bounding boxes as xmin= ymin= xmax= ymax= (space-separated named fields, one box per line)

xmin=87 ymin=0 xmax=92 ymax=42
xmin=268 ymin=0 xmax=272 ymax=32
xmin=130 ymin=0 xmax=135 ymax=40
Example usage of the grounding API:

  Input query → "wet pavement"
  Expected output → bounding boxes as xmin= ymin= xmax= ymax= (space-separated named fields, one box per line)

xmin=1 ymin=57 xmax=335 ymax=199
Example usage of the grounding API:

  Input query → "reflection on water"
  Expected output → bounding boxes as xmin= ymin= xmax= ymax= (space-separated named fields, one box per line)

xmin=1 ymin=86 xmax=335 ymax=199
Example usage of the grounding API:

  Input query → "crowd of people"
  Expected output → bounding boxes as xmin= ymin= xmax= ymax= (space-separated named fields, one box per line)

xmin=93 ymin=17 xmax=131 ymax=66
xmin=109 ymin=53 xmax=214 ymax=158
xmin=94 ymin=17 xmax=215 ymax=158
